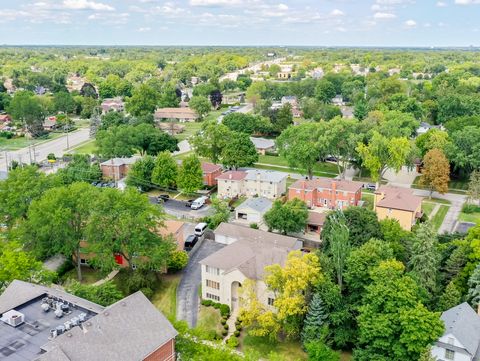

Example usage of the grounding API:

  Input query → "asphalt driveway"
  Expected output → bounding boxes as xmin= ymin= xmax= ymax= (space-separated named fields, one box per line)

xmin=176 ymin=239 xmax=225 ymax=327
xmin=148 ymin=196 xmax=213 ymax=219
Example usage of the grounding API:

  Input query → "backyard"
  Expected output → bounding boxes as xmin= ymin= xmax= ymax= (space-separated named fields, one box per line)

xmin=412 ymin=176 xmax=469 ymax=194
xmin=422 ymin=198 xmax=451 ymax=231
xmin=151 ymin=273 xmax=182 ymax=322
xmin=459 ymin=204 xmax=480 ymax=225
xmin=255 ymin=154 xmax=339 ymax=177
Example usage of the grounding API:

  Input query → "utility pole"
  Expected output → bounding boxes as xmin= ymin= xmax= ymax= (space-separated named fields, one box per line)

xmin=65 ymin=124 xmax=70 ymax=150
xmin=4 ymin=151 xmax=8 ymax=174
xmin=28 ymin=145 xmax=32 ymax=164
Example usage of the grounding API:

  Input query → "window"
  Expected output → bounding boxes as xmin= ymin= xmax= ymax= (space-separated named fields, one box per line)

xmin=206 ymin=266 xmax=220 ymax=275
xmin=268 ymin=297 xmax=275 ymax=306
xmin=206 ymin=279 xmax=220 ymax=290
xmin=80 ymin=258 xmax=88 ymax=265
xmin=206 ymin=293 xmax=220 ymax=302
xmin=445 ymin=349 xmax=455 ymax=360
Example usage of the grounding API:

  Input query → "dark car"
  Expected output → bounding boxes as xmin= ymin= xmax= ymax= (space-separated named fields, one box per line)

xmin=158 ymin=194 xmax=170 ymax=202
xmin=366 ymin=184 xmax=377 ymax=191
xmin=184 ymin=235 xmax=199 ymax=251
xmin=185 ymin=199 xmax=194 ymax=207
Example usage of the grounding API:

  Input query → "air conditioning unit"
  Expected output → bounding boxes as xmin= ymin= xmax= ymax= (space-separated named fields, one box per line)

xmin=1 ymin=310 xmax=25 ymax=327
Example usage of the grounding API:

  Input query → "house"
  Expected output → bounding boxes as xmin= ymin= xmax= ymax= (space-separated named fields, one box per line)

xmin=277 ymin=72 xmax=291 ymax=80
xmin=157 ymin=220 xmax=186 ymax=251
xmin=292 ymin=108 xmax=303 ymax=118
xmin=201 ymin=162 xmax=222 ymax=187
xmin=306 ymin=211 xmax=326 ymax=236
xmin=310 ymin=67 xmax=324 ymax=79
xmin=216 ymin=171 xmax=248 ymax=199
xmin=331 ymin=95 xmax=345 ymax=106
xmin=281 ymin=96 xmax=298 ymax=107
xmin=101 ymin=97 xmax=124 ymax=113
xmin=333 ymin=64 xmax=344 ymax=73
xmin=200 ymin=223 xmax=302 ymax=310
xmin=340 ymin=106 xmax=354 ymax=119
xmin=388 ymin=68 xmax=401 ymax=76
xmin=288 ymin=178 xmax=363 ymax=210
xmin=416 ymin=122 xmax=445 ymax=136
xmin=235 ymin=197 xmax=273 ymax=224
xmin=250 ymin=137 xmax=275 ymax=155
xmin=43 ymin=116 xmax=58 ymax=131
xmin=217 ymin=170 xmax=286 ymax=200
xmin=100 ymin=156 xmax=140 ymax=180
xmin=373 ymin=186 xmax=423 ymax=231
xmin=154 ymin=108 xmax=199 ymax=123
xmin=0 ymin=280 xmax=177 ymax=361
xmin=66 ymin=74 xmax=86 ymax=93
xmin=0 ymin=114 xmax=12 ymax=123
xmin=431 ymin=302 xmax=480 ymax=361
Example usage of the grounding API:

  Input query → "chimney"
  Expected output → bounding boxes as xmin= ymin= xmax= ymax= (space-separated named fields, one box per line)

xmin=229 ymin=173 xmax=232 ymax=180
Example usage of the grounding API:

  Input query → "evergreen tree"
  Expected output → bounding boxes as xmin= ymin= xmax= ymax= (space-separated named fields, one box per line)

xmin=438 ymin=281 xmax=462 ymax=312
xmin=301 ymin=292 xmax=329 ymax=345
xmin=467 ymin=264 xmax=480 ymax=308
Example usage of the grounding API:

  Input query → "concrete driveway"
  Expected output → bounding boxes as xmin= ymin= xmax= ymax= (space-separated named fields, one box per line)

xmin=176 ymin=239 xmax=225 ymax=327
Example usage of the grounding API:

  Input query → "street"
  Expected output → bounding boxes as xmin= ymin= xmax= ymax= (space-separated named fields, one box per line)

xmin=0 ymin=128 xmax=90 ymax=172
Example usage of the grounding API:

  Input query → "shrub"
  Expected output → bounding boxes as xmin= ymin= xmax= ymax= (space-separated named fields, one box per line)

xmin=140 ymin=287 xmax=153 ymax=299
xmin=235 ymin=319 xmax=241 ymax=326
xmin=221 ymin=319 xmax=227 ymax=325
xmin=67 ymin=281 xmax=123 ymax=306
xmin=234 ymin=330 xmax=240 ymax=337
xmin=212 ymin=303 xmax=220 ymax=310
xmin=224 ymin=324 xmax=229 ymax=331
xmin=463 ymin=204 xmax=480 ymax=214
xmin=168 ymin=250 xmax=189 ymax=272
xmin=219 ymin=304 xmax=230 ymax=317
xmin=201 ymin=299 xmax=213 ymax=307
xmin=235 ymin=325 xmax=242 ymax=332
xmin=222 ymin=329 xmax=228 ymax=336
xmin=250 ymin=223 xmax=259 ymax=229
xmin=226 ymin=336 xmax=239 ymax=348
xmin=123 ymin=270 xmax=157 ymax=294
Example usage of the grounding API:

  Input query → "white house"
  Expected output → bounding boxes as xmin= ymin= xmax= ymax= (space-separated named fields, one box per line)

xmin=217 ymin=170 xmax=287 ymax=200
xmin=431 ymin=302 xmax=480 ymax=361
xmin=235 ymin=197 xmax=273 ymax=224
xmin=416 ymin=122 xmax=446 ymax=136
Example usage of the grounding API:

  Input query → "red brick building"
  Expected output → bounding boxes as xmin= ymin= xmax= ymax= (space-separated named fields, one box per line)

xmin=100 ymin=157 xmax=140 ymax=180
xmin=288 ymin=178 xmax=363 ymax=210
xmin=201 ymin=162 xmax=222 ymax=187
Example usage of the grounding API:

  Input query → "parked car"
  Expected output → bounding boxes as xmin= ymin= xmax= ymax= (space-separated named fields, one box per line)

xmin=184 ymin=234 xmax=199 ymax=250
xmin=185 ymin=199 xmax=194 ymax=207
xmin=365 ymin=184 xmax=377 ymax=191
xmin=191 ymin=196 xmax=208 ymax=210
xmin=158 ymin=194 xmax=170 ymax=202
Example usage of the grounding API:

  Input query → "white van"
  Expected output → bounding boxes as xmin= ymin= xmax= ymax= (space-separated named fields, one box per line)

xmin=195 ymin=222 xmax=208 ymax=236
xmin=191 ymin=196 xmax=208 ymax=210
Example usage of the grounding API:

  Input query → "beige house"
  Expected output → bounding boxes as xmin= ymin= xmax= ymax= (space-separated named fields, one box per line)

xmin=217 ymin=170 xmax=287 ymax=200
xmin=154 ymin=108 xmax=198 ymax=122
xmin=200 ymin=223 xmax=302 ymax=310
xmin=374 ymin=186 xmax=423 ymax=231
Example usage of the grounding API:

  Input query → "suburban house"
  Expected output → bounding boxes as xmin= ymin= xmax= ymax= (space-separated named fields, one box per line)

xmin=288 ymin=178 xmax=363 ymax=210
xmin=306 ymin=211 xmax=326 ymax=236
xmin=309 ymin=68 xmax=324 ymax=79
xmin=0 ymin=280 xmax=177 ymax=361
xmin=281 ymin=96 xmax=298 ymax=107
xmin=200 ymin=223 xmax=302 ymax=310
xmin=43 ymin=116 xmax=58 ymax=131
xmin=331 ymin=95 xmax=345 ymax=106
xmin=201 ymin=162 xmax=222 ymax=187
xmin=101 ymin=97 xmax=124 ymax=113
xmin=277 ymin=72 xmax=292 ymax=80
xmin=154 ymin=108 xmax=198 ymax=122
xmin=373 ymin=186 xmax=423 ymax=231
xmin=235 ymin=197 xmax=273 ymax=224
xmin=250 ymin=137 xmax=275 ymax=155
xmin=388 ymin=67 xmax=401 ymax=76
xmin=217 ymin=170 xmax=287 ymax=199
xmin=416 ymin=121 xmax=445 ymax=136
xmin=431 ymin=302 xmax=480 ymax=361
xmin=66 ymin=74 xmax=86 ymax=93
xmin=157 ymin=220 xmax=186 ymax=251
xmin=100 ymin=157 xmax=140 ymax=180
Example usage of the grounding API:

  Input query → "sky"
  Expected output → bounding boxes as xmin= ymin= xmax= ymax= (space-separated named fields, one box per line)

xmin=0 ymin=0 xmax=479 ymax=47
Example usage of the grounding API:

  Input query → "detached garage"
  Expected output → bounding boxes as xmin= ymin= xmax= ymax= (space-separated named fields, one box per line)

xmin=235 ymin=197 xmax=273 ymax=224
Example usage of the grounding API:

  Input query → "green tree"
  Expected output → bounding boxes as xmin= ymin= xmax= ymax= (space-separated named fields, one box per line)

xmin=158 ymin=84 xmax=180 ymax=108
xmin=57 ymin=154 xmax=102 ymax=184
xmin=438 ymin=281 xmax=462 ymax=311
xmin=343 ymin=207 xmax=382 ymax=247
xmin=408 ymin=222 xmax=440 ymax=295
xmin=189 ymin=96 xmax=211 ymax=119
xmin=133 ymin=123 xmax=179 ymax=156
xmin=305 ymin=341 xmax=340 ymax=361
xmin=223 ymin=113 xmax=268 ymax=135
xmin=152 ymin=151 xmax=178 ymax=189
xmin=263 ymin=198 xmax=308 ymax=235
xmin=355 ymin=260 xmax=444 ymax=361
xmin=272 ymin=103 xmax=293 ymax=133
xmin=467 ymin=264 xmax=480 ymax=308
xmin=96 ymin=124 xmax=138 ymax=158
xmin=315 ymin=79 xmax=336 ymax=103
xmin=168 ymin=250 xmax=189 ymax=272
xmin=8 ymin=90 xmax=46 ymax=137
xmin=190 ymin=120 xmax=232 ymax=163
xmin=204 ymin=198 xmax=230 ymax=229
xmin=302 ymin=292 xmax=329 ymax=345
xmin=126 ymin=156 xmax=155 ymax=192
xmin=221 ymin=132 xmax=258 ymax=169
xmin=177 ymin=154 xmax=203 ymax=194
xmin=415 ymin=129 xmax=450 ymax=157
xmin=467 ymin=169 xmax=480 ymax=206
xmin=446 ymin=126 xmax=480 ymax=175
xmin=67 ymin=281 xmax=123 ymax=306
xmin=54 ymin=91 xmax=76 ymax=114
xmin=126 ymin=84 xmax=159 ymax=117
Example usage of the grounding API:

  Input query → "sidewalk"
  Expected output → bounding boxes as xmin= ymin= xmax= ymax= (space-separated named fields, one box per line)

xmin=92 ymin=269 xmax=119 ymax=286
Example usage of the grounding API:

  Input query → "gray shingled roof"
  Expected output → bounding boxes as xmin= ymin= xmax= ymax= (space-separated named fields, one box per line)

xmin=35 ymin=291 xmax=178 ymax=361
xmin=0 ymin=280 xmax=104 ymax=315
xmin=250 ymin=137 xmax=275 ymax=150
xmin=440 ymin=302 xmax=480 ymax=358
xmin=245 ymin=169 xmax=286 ymax=183
xmin=100 ymin=156 xmax=140 ymax=166
xmin=236 ymin=197 xmax=273 ymax=214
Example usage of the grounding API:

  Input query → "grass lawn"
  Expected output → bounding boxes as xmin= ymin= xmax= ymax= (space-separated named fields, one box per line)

xmin=151 ymin=273 xmax=181 ymax=322
xmin=0 ymin=132 xmax=64 ymax=151
xmin=204 ymin=109 xmax=225 ymax=123
xmin=413 ymin=176 xmax=468 ymax=193
xmin=174 ymin=121 xmax=204 ymax=142
xmin=193 ymin=305 xmax=223 ymax=339
xmin=422 ymin=202 xmax=435 ymax=218
xmin=361 ymin=193 xmax=374 ymax=210
xmin=257 ymin=155 xmax=339 ymax=175
xmin=241 ymin=335 xmax=307 ymax=361
xmin=231 ymin=196 xmax=246 ymax=208
xmin=62 ymin=266 xmax=106 ymax=285
xmin=459 ymin=211 xmax=480 ymax=224
xmin=431 ymin=205 xmax=450 ymax=231
xmin=72 ymin=139 xmax=97 ymax=155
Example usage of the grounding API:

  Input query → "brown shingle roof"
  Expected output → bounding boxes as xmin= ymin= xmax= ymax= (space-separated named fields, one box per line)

xmin=308 ymin=211 xmax=326 ymax=226
xmin=154 ymin=107 xmax=198 ymax=120
xmin=289 ymin=177 xmax=363 ymax=193
xmin=375 ymin=186 xmax=422 ymax=212
xmin=201 ymin=162 xmax=222 ymax=174
xmin=216 ymin=171 xmax=247 ymax=181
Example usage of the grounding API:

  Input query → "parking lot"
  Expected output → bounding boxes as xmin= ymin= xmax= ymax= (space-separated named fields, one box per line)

xmin=148 ymin=196 xmax=213 ymax=219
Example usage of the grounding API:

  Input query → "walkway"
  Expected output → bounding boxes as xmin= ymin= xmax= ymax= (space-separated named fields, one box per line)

xmin=92 ymin=269 xmax=119 ymax=286
xmin=43 ymin=255 xmax=67 ymax=272
xmin=225 ymin=307 xmax=240 ymax=339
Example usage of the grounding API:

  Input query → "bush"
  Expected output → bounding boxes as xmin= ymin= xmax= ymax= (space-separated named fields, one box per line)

xmin=234 ymin=330 xmax=240 ymax=337
xmin=140 ymin=287 xmax=153 ymax=299
xmin=463 ymin=204 xmax=480 ymax=214
xmin=224 ymin=324 xmax=229 ymax=331
xmin=226 ymin=336 xmax=239 ymax=348
xmin=219 ymin=304 xmax=230 ymax=317
xmin=67 ymin=281 xmax=123 ymax=306
xmin=235 ymin=325 xmax=242 ymax=332
xmin=201 ymin=299 xmax=213 ymax=307
xmin=222 ymin=329 xmax=228 ymax=336
xmin=123 ymin=270 xmax=157 ymax=294
xmin=168 ymin=250 xmax=189 ymax=272
xmin=221 ymin=319 xmax=227 ymax=325
xmin=235 ymin=319 xmax=241 ymax=326
xmin=250 ymin=223 xmax=259 ymax=229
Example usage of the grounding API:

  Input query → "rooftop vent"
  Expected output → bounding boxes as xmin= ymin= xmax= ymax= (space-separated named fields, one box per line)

xmin=1 ymin=310 xmax=25 ymax=327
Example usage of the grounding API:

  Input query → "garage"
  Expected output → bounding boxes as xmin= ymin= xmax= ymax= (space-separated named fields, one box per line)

xmin=235 ymin=197 xmax=273 ymax=224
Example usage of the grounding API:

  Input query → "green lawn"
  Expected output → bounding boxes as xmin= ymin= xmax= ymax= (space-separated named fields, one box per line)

xmin=174 ymin=121 xmax=204 ymax=141
xmin=204 ymin=109 xmax=225 ymax=123
xmin=361 ymin=193 xmax=374 ymax=210
xmin=193 ymin=306 xmax=223 ymax=339
xmin=431 ymin=205 xmax=450 ymax=231
xmin=459 ymin=211 xmax=480 ymax=224
xmin=72 ymin=139 xmax=97 ymax=155
xmin=62 ymin=266 xmax=106 ymax=285
xmin=0 ymin=132 xmax=64 ymax=151
xmin=241 ymin=335 xmax=307 ymax=361
xmin=413 ymin=176 xmax=468 ymax=193
xmin=257 ymin=155 xmax=339 ymax=175
xmin=422 ymin=202 xmax=435 ymax=218
xmin=151 ymin=274 xmax=181 ymax=322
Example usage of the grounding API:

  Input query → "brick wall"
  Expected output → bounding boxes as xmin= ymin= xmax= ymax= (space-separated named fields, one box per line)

xmin=143 ymin=339 xmax=175 ymax=361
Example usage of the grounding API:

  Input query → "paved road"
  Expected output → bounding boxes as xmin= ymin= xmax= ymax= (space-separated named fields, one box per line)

xmin=148 ymin=196 xmax=213 ymax=219
xmin=0 ymin=128 xmax=90 ymax=172
xmin=176 ymin=239 xmax=225 ymax=327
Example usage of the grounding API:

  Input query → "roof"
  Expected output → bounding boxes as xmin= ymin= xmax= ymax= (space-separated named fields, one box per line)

xmin=439 ymin=303 xmax=480 ymax=358
xmin=101 ymin=97 xmax=123 ymax=105
xmin=201 ymin=162 xmax=222 ymax=174
xmin=157 ymin=220 xmax=184 ymax=238
xmin=0 ymin=280 xmax=104 ymax=315
xmin=100 ymin=156 xmax=140 ymax=167
xmin=308 ymin=211 xmax=326 ymax=226
xmin=35 ymin=292 xmax=178 ymax=361
xmin=236 ymin=197 xmax=273 ymax=214
xmin=375 ymin=186 xmax=422 ymax=212
xmin=289 ymin=177 xmax=363 ymax=193
xmin=250 ymin=137 xmax=275 ymax=150
xmin=216 ymin=170 xmax=247 ymax=181
xmin=200 ymin=224 xmax=300 ymax=279
xmin=154 ymin=107 xmax=198 ymax=120
xmin=245 ymin=169 xmax=286 ymax=183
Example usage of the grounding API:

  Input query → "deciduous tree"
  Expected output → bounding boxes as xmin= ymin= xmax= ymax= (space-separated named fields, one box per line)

xmin=176 ymin=154 xmax=203 ymax=194
xmin=221 ymin=132 xmax=258 ymax=169
xmin=420 ymin=148 xmax=450 ymax=197
xmin=189 ymin=96 xmax=211 ymax=119
xmin=190 ymin=120 xmax=232 ymax=163
xmin=263 ymin=198 xmax=308 ymax=235
xmin=152 ymin=151 xmax=178 ymax=189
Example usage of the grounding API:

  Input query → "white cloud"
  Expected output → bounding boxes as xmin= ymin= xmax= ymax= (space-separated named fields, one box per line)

xmin=404 ymin=19 xmax=416 ymax=27
xmin=330 ymin=9 xmax=345 ymax=16
xmin=455 ymin=0 xmax=480 ymax=4
xmin=189 ymin=0 xmax=243 ymax=6
xmin=62 ymin=0 xmax=114 ymax=11
xmin=88 ymin=12 xmax=129 ymax=23
xmin=278 ymin=4 xmax=289 ymax=11
xmin=373 ymin=12 xmax=396 ymax=19
xmin=436 ymin=1 xmax=447 ymax=6
xmin=137 ymin=27 xmax=151 ymax=32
